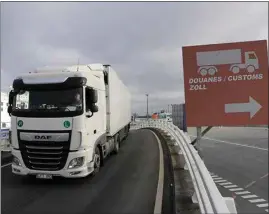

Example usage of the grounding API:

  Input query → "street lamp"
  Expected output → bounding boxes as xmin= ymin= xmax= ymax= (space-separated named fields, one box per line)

xmin=146 ymin=94 xmax=149 ymax=120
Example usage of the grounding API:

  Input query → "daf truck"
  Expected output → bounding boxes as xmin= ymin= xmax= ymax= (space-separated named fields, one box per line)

xmin=196 ymin=49 xmax=259 ymax=76
xmin=7 ymin=64 xmax=131 ymax=179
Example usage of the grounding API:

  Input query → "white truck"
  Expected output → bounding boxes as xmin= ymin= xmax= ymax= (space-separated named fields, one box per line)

xmin=196 ymin=49 xmax=259 ymax=76
xmin=7 ymin=64 xmax=131 ymax=179
xmin=158 ymin=112 xmax=173 ymax=123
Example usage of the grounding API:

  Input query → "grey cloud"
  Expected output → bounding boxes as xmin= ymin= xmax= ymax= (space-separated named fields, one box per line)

xmin=1 ymin=2 xmax=268 ymax=114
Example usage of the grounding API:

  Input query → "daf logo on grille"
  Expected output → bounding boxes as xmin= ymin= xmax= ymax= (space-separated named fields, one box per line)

xmin=34 ymin=135 xmax=52 ymax=140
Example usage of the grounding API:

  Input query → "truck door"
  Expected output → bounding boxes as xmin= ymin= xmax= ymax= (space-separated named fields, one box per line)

xmin=85 ymin=87 xmax=106 ymax=147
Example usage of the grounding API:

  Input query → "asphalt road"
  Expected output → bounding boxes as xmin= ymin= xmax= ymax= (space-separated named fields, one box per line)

xmin=1 ymin=129 xmax=172 ymax=214
xmin=189 ymin=127 xmax=268 ymax=214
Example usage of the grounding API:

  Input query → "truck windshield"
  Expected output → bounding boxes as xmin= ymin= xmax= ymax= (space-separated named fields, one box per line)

xmin=12 ymin=88 xmax=83 ymax=114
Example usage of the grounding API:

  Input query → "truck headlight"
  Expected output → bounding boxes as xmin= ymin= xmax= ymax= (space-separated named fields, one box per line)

xmin=12 ymin=156 xmax=21 ymax=166
xmin=68 ymin=157 xmax=84 ymax=169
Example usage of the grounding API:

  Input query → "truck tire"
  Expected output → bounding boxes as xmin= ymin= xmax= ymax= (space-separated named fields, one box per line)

xmin=199 ymin=68 xmax=207 ymax=76
xmin=123 ymin=126 xmax=129 ymax=140
xmin=247 ymin=65 xmax=255 ymax=73
xmin=231 ymin=66 xmax=240 ymax=74
xmin=113 ymin=135 xmax=120 ymax=155
xmin=208 ymin=67 xmax=216 ymax=75
xmin=92 ymin=146 xmax=101 ymax=175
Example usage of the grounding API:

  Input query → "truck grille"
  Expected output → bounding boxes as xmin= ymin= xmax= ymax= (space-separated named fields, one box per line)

xmin=18 ymin=131 xmax=71 ymax=171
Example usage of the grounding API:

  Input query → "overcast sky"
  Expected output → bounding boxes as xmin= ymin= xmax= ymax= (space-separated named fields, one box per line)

xmin=1 ymin=2 xmax=268 ymax=115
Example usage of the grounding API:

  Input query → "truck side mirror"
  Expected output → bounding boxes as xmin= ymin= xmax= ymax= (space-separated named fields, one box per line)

xmin=7 ymin=106 xmax=12 ymax=114
xmin=88 ymin=88 xmax=98 ymax=104
xmin=91 ymin=105 xmax=98 ymax=113
xmin=8 ymin=91 xmax=15 ymax=105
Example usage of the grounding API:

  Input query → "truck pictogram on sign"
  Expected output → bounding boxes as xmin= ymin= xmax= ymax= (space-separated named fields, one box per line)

xmin=196 ymin=49 xmax=259 ymax=76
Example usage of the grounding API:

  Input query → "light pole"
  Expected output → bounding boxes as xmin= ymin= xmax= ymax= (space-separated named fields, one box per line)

xmin=146 ymin=94 xmax=149 ymax=120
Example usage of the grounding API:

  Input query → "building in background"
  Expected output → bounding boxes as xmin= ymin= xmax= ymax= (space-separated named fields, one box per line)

xmin=171 ymin=103 xmax=187 ymax=132
xmin=1 ymin=92 xmax=11 ymax=129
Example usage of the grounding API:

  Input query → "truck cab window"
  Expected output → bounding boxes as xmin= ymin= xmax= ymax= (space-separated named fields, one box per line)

xmin=12 ymin=88 xmax=83 ymax=117
xmin=249 ymin=53 xmax=256 ymax=59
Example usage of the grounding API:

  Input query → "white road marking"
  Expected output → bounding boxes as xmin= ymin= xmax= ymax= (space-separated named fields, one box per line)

xmin=249 ymin=198 xmax=266 ymax=203
xmin=214 ymin=180 xmax=227 ymax=183
xmin=211 ymin=173 xmax=268 ymax=212
xmin=1 ymin=163 xmax=12 ymax=168
xmin=256 ymin=203 xmax=268 ymax=208
xmin=190 ymin=135 xmax=268 ymax=151
xmin=260 ymin=173 xmax=268 ymax=180
xmin=211 ymin=175 xmax=218 ymax=178
xmin=235 ymin=191 xmax=251 ymax=195
xmin=213 ymin=177 xmax=223 ymax=180
xmin=151 ymin=131 xmax=164 ymax=214
xmin=224 ymin=185 xmax=237 ymax=188
xmin=242 ymin=195 xmax=258 ymax=199
xmin=245 ymin=180 xmax=257 ymax=189
xmin=229 ymin=188 xmax=244 ymax=191
xmin=219 ymin=182 xmax=232 ymax=186
xmin=245 ymin=127 xmax=269 ymax=131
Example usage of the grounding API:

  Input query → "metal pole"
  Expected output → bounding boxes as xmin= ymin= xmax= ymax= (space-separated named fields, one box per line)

xmin=195 ymin=126 xmax=203 ymax=159
xmin=146 ymin=94 xmax=149 ymax=120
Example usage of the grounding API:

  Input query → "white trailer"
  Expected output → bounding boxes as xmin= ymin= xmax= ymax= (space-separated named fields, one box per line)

xmin=8 ymin=64 xmax=131 ymax=179
xmin=196 ymin=49 xmax=259 ymax=76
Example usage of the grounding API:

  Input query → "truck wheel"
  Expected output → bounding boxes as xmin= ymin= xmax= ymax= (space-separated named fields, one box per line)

xmin=113 ymin=135 xmax=120 ymax=155
xmin=231 ymin=66 xmax=240 ymax=74
xmin=247 ymin=65 xmax=255 ymax=73
xmin=123 ymin=126 xmax=129 ymax=140
xmin=93 ymin=147 xmax=101 ymax=175
xmin=199 ymin=68 xmax=207 ymax=76
xmin=208 ymin=67 xmax=216 ymax=76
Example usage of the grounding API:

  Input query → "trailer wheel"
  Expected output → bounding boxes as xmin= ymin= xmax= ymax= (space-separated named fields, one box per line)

xmin=93 ymin=146 xmax=101 ymax=175
xmin=113 ymin=135 xmax=120 ymax=155
xmin=199 ymin=68 xmax=207 ymax=76
xmin=123 ymin=126 xmax=129 ymax=140
xmin=246 ymin=65 xmax=255 ymax=73
xmin=231 ymin=66 xmax=240 ymax=74
xmin=208 ymin=67 xmax=217 ymax=75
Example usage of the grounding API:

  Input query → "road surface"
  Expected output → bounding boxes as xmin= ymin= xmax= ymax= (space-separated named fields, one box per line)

xmin=189 ymin=127 xmax=268 ymax=214
xmin=1 ymin=129 xmax=173 ymax=214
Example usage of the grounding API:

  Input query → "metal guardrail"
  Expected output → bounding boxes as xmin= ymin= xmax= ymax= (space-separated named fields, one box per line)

xmin=131 ymin=119 xmax=237 ymax=214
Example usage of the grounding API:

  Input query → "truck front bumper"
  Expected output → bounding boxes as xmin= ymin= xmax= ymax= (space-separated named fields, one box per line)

xmin=11 ymin=149 xmax=95 ymax=178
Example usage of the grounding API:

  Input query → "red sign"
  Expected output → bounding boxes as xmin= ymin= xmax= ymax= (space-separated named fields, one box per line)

xmin=182 ymin=40 xmax=268 ymax=126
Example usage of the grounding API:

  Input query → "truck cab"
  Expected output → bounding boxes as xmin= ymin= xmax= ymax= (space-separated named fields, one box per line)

xmin=8 ymin=64 xmax=130 ymax=179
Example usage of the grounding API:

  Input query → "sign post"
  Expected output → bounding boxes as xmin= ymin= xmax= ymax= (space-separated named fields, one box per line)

xmin=182 ymin=40 xmax=268 ymax=147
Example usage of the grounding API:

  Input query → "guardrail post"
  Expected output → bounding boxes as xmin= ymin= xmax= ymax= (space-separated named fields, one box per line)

xmin=192 ymin=192 xmax=198 ymax=204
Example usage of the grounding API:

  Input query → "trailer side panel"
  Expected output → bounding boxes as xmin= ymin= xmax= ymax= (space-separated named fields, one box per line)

xmin=196 ymin=49 xmax=242 ymax=66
